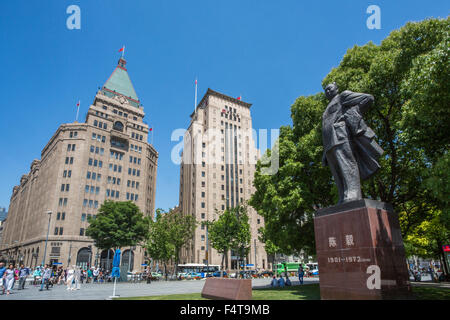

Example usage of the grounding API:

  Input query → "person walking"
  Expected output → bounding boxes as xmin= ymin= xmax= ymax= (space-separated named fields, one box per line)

xmin=87 ymin=268 xmax=93 ymax=283
xmin=93 ymin=267 xmax=99 ymax=283
xmin=74 ymin=266 xmax=81 ymax=290
xmin=66 ymin=266 xmax=75 ymax=290
xmin=3 ymin=264 xmax=16 ymax=295
xmin=41 ymin=264 xmax=52 ymax=290
xmin=18 ymin=264 xmax=30 ymax=290
xmin=298 ymin=265 xmax=304 ymax=285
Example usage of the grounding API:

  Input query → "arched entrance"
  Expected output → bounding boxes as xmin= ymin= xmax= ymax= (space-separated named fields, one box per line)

xmin=122 ymin=249 xmax=135 ymax=272
xmin=76 ymin=248 xmax=91 ymax=269
xmin=100 ymin=249 xmax=114 ymax=271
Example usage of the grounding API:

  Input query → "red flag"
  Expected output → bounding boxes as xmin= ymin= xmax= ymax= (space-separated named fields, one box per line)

xmin=118 ymin=46 xmax=124 ymax=52
xmin=149 ymin=128 xmax=153 ymax=132
xmin=76 ymin=101 xmax=80 ymax=107
xmin=195 ymin=79 xmax=197 ymax=85
xmin=237 ymin=96 xmax=241 ymax=100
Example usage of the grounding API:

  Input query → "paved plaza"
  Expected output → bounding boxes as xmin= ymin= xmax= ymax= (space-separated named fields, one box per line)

xmin=0 ymin=277 xmax=320 ymax=300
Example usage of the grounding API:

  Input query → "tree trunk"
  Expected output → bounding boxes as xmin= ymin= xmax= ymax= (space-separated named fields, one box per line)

xmin=164 ymin=262 xmax=168 ymax=281
xmin=221 ymin=252 xmax=226 ymax=278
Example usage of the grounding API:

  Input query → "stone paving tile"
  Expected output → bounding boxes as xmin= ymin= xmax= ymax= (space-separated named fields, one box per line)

xmin=0 ymin=278 xmax=319 ymax=300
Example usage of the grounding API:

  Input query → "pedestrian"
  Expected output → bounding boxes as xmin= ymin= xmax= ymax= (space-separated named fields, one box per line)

xmin=41 ymin=264 xmax=52 ymax=290
xmin=74 ymin=266 xmax=81 ymax=290
xmin=0 ymin=262 xmax=6 ymax=294
xmin=65 ymin=265 xmax=75 ymax=290
xmin=18 ymin=264 xmax=30 ymax=290
xmin=298 ymin=265 xmax=304 ymax=285
xmin=285 ymin=275 xmax=292 ymax=286
xmin=32 ymin=267 xmax=41 ymax=285
xmin=87 ymin=268 xmax=93 ymax=283
xmin=3 ymin=264 xmax=15 ymax=295
xmin=278 ymin=274 xmax=285 ymax=288
xmin=270 ymin=275 xmax=278 ymax=287
xmin=93 ymin=267 xmax=99 ymax=283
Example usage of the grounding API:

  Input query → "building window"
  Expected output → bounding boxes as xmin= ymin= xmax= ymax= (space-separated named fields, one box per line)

xmin=201 ymin=213 xmax=205 ymax=219
xmin=81 ymin=213 xmax=86 ymax=221
xmin=80 ymin=228 xmax=85 ymax=236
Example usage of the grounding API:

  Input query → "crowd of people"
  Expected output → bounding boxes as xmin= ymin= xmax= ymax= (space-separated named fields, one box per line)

xmin=0 ymin=262 xmax=116 ymax=295
xmin=270 ymin=265 xmax=304 ymax=288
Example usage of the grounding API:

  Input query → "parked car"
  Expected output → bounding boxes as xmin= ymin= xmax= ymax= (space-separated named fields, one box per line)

xmin=185 ymin=272 xmax=202 ymax=279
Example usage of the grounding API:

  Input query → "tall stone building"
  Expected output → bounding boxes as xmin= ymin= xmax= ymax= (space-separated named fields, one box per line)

xmin=178 ymin=88 xmax=268 ymax=271
xmin=0 ymin=57 xmax=158 ymax=271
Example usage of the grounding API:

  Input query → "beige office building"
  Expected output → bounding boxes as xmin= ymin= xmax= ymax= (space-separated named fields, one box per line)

xmin=178 ymin=88 xmax=269 ymax=271
xmin=0 ymin=57 xmax=158 ymax=271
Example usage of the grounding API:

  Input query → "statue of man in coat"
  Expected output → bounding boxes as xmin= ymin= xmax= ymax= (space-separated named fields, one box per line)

xmin=322 ymin=82 xmax=384 ymax=204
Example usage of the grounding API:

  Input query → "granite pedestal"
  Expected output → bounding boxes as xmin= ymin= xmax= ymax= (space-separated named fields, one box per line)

xmin=314 ymin=199 xmax=411 ymax=299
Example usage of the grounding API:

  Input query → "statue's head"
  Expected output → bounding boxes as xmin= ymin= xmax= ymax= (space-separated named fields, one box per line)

xmin=325 ymin=82 xmax=339 ymax=101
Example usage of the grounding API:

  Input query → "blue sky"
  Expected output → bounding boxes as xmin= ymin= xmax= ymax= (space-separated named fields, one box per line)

xmin=0 ymin=0 xmax=448 ymax=212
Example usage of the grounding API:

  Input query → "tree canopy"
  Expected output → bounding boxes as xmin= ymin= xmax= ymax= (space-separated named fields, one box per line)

xmin=250 ymin=18 xmax=450 ymax=261
xmin=86 ymin=200 xmax=150 ymax=249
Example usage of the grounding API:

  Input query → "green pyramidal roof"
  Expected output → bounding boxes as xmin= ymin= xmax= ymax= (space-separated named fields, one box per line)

xmin=103 ymin=57 xmax=139 ymax=105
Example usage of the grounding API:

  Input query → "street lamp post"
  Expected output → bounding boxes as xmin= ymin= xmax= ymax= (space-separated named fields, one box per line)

xmin=39 ymin=210 xmax=52 ymax=291
xmin=67 ymin=241 xmax=72 ymax=266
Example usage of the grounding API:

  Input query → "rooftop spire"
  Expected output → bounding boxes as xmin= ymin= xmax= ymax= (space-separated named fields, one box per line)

xmin=102 ymin=56 xmax=140 ymax=107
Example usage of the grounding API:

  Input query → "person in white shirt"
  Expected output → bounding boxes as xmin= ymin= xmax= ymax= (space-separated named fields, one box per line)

xmin=66 ymin=266 xmax=75 ymax=291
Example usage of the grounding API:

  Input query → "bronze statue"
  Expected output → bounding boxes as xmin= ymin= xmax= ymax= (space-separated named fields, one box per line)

xmin=322 ymin=82 xmax=384 ymax=204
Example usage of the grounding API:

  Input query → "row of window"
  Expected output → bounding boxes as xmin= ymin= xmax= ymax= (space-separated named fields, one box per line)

xmin=88 ymin=158 xmax=103 ymax=168
xmin=86 ymin=171 xmax=102 ymax=181
xmin=126 ymin=192 xmax=139 ymax=201
xmin=90 ymin=145 xmax=105 ymax=155
xmin=81 ymin=213 xmax=95 ymax=222
xmin=130 ymin=144 xmax=142 ymax=153
xmin=69 ymin=131 xmax=78 ymax=138
xmin=92 ymin=133 xmax=106 ymax=143
xmin=127 ymin=180 xmax=139 ymax=189
xmin=93 ymin=119 xmax=107 ymax=130
xmin=113 ymin=109 xmax=128 ymax=118
xmin=95 ymin=110 xmax=108 ymax=119
xmin=85 ymin=185 xmax=100 ymax=195
xmin=67 ymin=144 xmax=76 ymax=152
xmin=129 ymin=156 xmax=141 ymax=165
xmin=128 ymin=168 xmax=141 ymax=176
xmin=106 ymin=189 xmax=120 ymax=198
xmin=63 ymin=170 xmax=72 ymax=178
xmin=60 ymin=184 xmax=70 ymax=192
xmin=56 ymin=212 xmax=66 ymax=220
xmin=58 ymin=198 xmax=68 ymax=206
xmin=110 ymin=151 xmax=123 ymax=160
xmin=83 ymin=199 xmax=99 ymax=208
xmin=131 ymin=132 xmax=143 ymax=141
xmin=109 ymin=163 xmax=122 ymax=172
xmin=108 ymin=176 xmax=121 ymax=185
xmin=65 ymin=157 xmax=74 ymax=165
xmin=54 ymin=227 xmax=63 ymax=235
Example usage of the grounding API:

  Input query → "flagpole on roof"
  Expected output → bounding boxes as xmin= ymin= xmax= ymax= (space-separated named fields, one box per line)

xmin=122 ymin=45 xmax=125 ymax=58
xmin=75 ymin=100 xmax=80 ymax=123
xmin=194 ymin=78 xmax=198 ymax=113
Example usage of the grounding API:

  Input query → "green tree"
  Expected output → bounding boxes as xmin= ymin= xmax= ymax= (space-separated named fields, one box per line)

xmin=145 ymin=209 xmax=175 ymax=280
xmin=207 ymin=204 xmax=251 ymax=276
xmin=167 ymin=210 xmax=197 ymax=276
xmin=251 ymin=18 xmax=450 ymax=267
xmin=86 ymin=200 xmax=150 ymax=250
